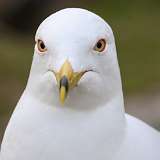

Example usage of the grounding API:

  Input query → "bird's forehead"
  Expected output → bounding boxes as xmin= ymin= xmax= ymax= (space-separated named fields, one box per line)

xmin=36 ymin=8 xmax=112 ymax=42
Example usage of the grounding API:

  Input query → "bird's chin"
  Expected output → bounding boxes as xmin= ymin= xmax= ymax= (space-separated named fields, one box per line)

xmin=61 ymin=72 xmax=107 ymax=110
xmin=43 ymin=70 xmax=106 ymax=110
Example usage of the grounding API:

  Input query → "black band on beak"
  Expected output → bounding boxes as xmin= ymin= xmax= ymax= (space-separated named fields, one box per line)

xmin=59 ymin=76 xmax=69 ymax=93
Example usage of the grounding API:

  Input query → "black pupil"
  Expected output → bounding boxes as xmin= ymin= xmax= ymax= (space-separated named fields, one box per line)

xmin=40 ymin=41 xmax=45 ymax=49
xmin=97 ymin=41 xmax=102 ymax=49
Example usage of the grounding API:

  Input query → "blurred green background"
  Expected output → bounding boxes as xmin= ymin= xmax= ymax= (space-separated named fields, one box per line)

xmin=0 ymin=0 xmax=160 ymax=142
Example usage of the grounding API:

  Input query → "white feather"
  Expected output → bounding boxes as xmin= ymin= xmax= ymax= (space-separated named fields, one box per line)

xmin=1 ymin=8 xmax=160 ymax=160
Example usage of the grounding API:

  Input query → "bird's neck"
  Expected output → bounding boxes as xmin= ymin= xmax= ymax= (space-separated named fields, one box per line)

xmin=22 ymin=88 xmax=126 ymax=131
xmin=10 ymin=90 xmax=126 ymax=160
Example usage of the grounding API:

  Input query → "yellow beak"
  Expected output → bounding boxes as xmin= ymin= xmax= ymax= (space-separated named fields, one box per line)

xmin=54 ymin=60 xmax=86 ymax=104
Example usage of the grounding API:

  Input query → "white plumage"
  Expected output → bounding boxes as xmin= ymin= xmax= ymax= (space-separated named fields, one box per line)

xmin=0 ymin=8 xmax=160 ymax=160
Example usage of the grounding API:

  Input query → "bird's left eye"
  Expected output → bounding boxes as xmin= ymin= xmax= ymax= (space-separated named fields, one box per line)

xmin=37 ymin=39 xmax=47 ymax=53
xmin=94 ymin=39 xmax=106 ymax=52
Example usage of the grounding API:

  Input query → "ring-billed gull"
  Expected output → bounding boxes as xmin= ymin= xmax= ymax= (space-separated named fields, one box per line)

xmin=0 ymin=8 xmax=160 ymax=160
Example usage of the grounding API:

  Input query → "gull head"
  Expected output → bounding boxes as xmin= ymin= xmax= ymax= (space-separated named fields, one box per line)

xmin=27 ymin=8 xmax=122 ymax=109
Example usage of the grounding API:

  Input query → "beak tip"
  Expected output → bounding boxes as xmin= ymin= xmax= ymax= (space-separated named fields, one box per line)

xmin=59 ymin=86 xmax=67 ymax=105
xmin=59 ymin=96 xmax=65 ymax=105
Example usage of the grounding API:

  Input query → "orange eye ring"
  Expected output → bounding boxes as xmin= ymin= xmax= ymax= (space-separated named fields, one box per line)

xmin=94 ymin=39 xmax=106 ymax=52
xmin=37 ymin=39 xmax=47 ymax=53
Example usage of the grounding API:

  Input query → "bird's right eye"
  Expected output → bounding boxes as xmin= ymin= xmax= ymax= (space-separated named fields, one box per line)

xmin=37 ymin=39 xmax=47 ymax=53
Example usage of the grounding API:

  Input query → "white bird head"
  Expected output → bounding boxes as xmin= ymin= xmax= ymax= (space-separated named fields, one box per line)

xmin=27 ymin=8 xmax=123 ymax=110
